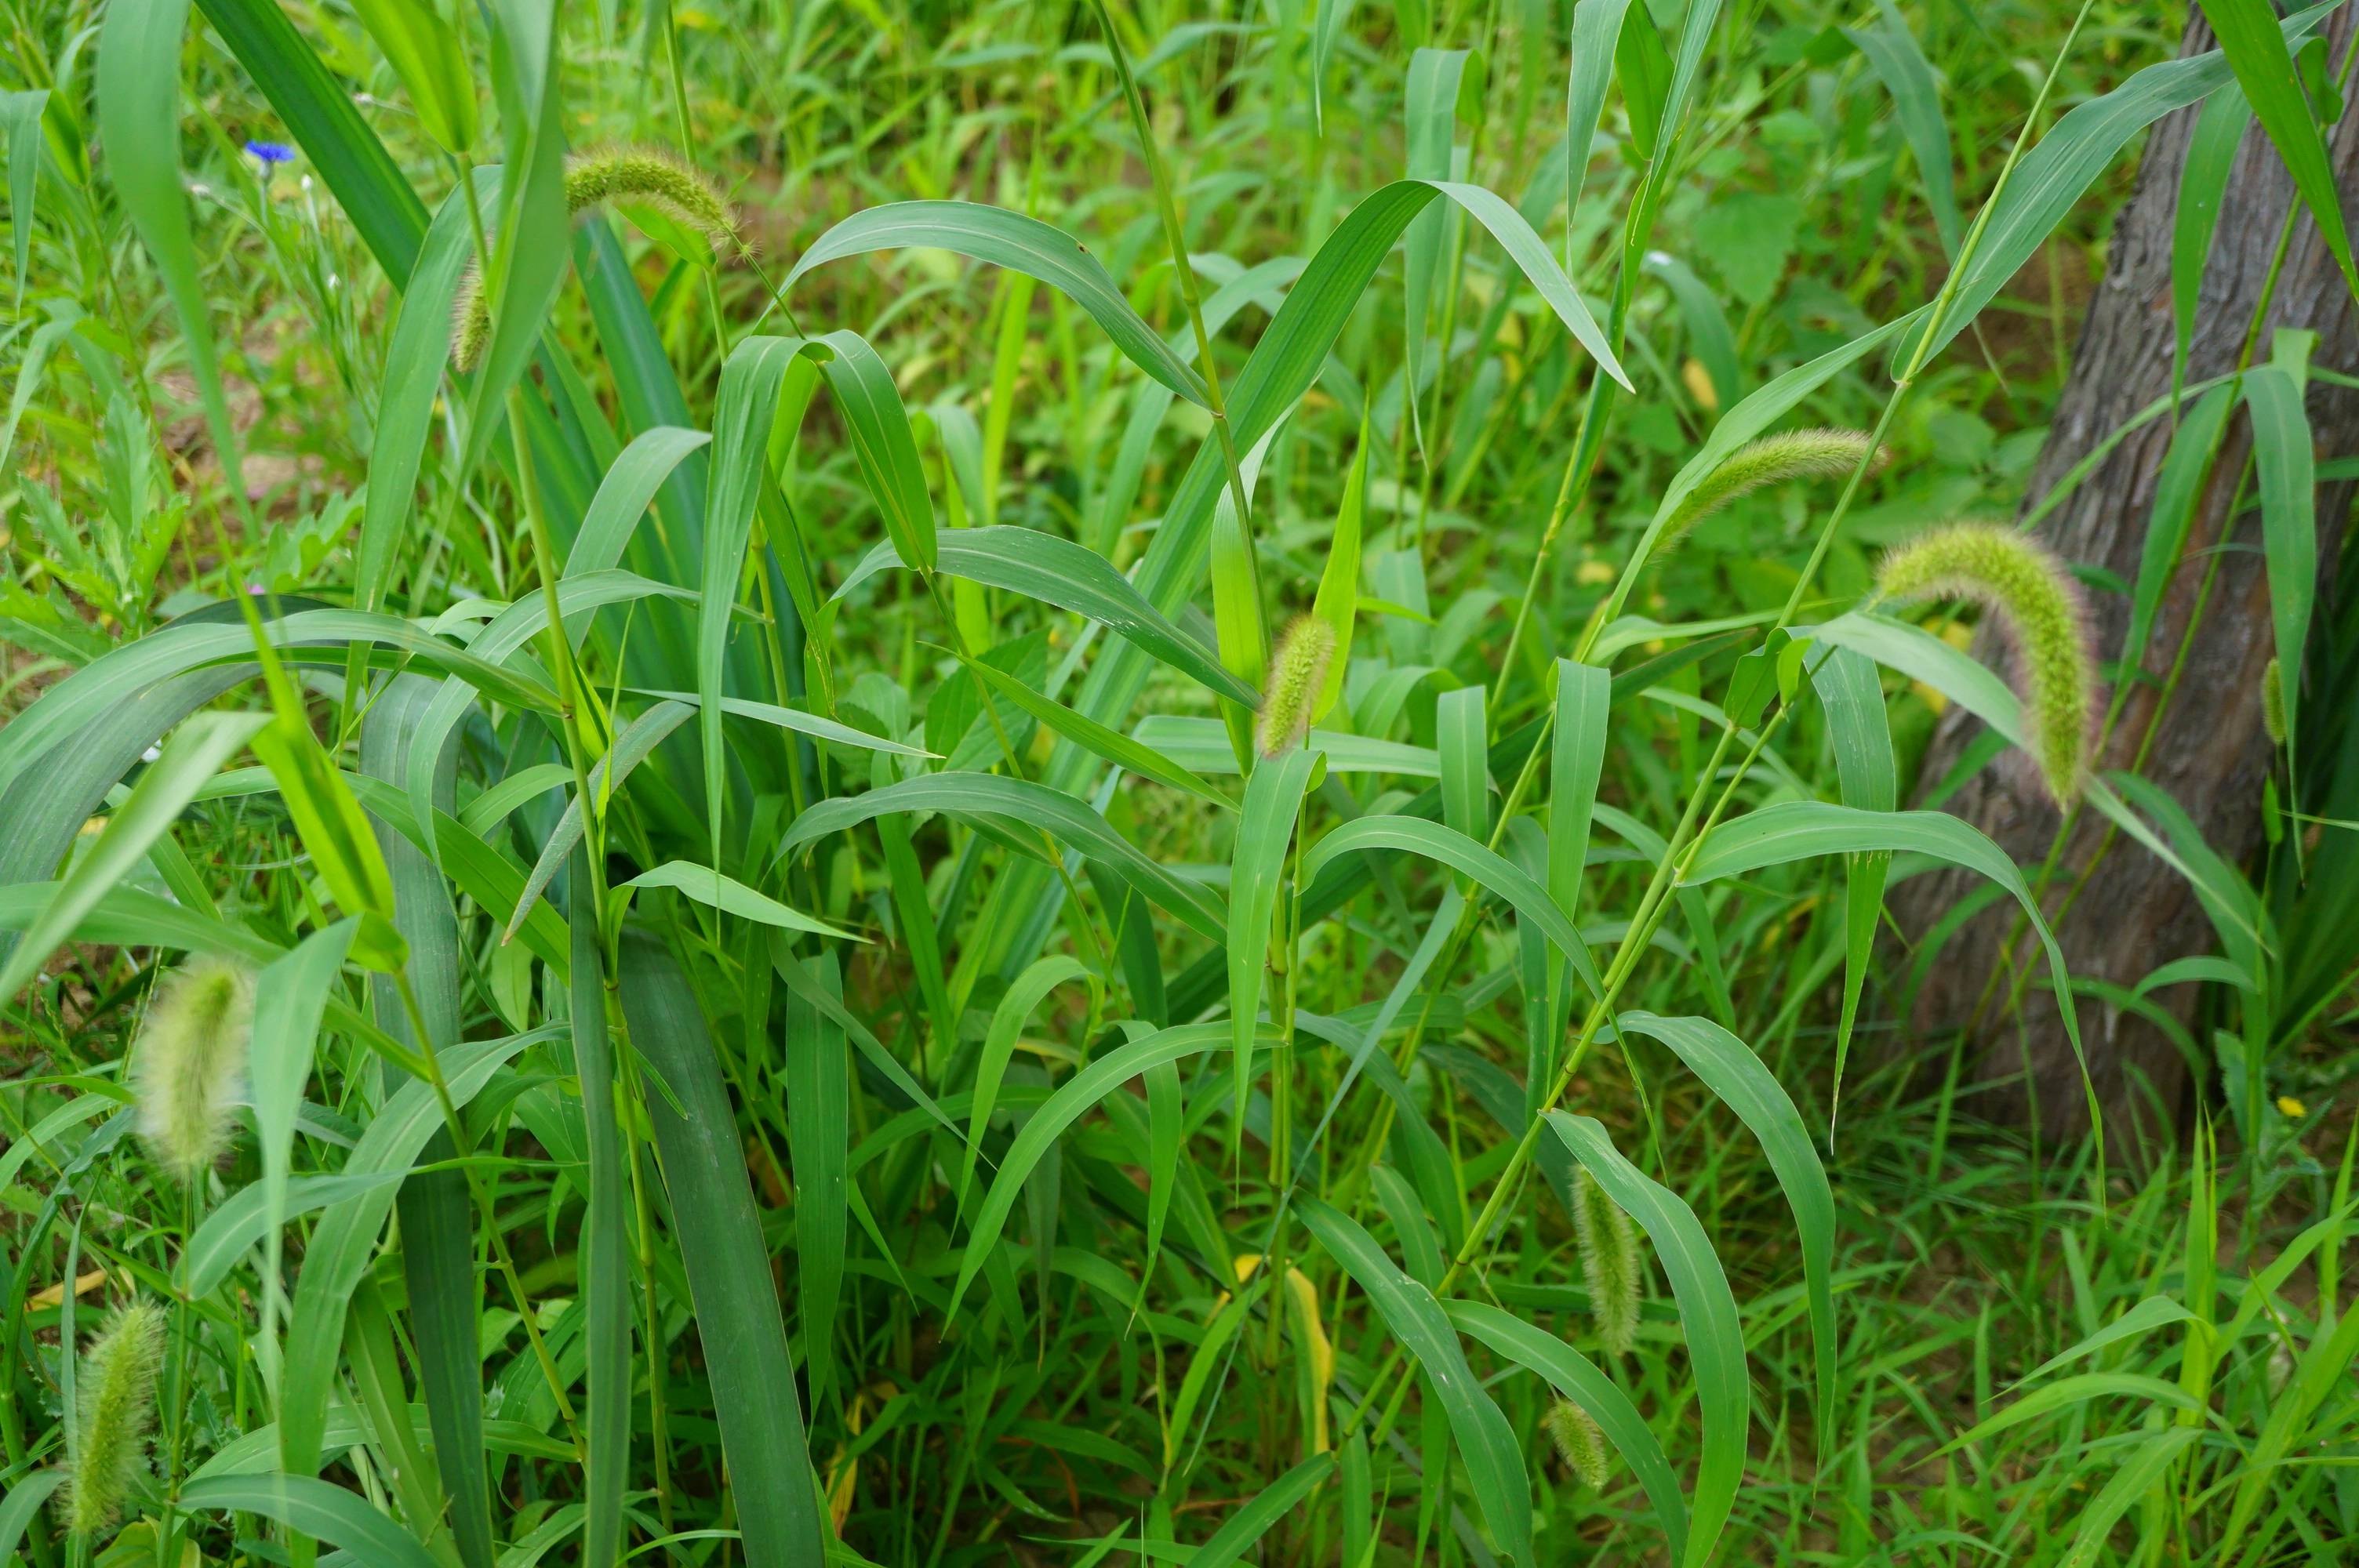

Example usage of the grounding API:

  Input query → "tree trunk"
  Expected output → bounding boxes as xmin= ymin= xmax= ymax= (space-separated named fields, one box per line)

xmin=1891 ymin=10 xmax=2359 ymax=1147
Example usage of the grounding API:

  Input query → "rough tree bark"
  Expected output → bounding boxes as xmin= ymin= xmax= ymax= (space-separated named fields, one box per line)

xmin=1891 ymin=9 xmax=2359 ymax=1146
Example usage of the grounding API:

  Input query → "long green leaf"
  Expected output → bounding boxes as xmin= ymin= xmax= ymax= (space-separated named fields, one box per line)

xmin=1297 ymin=1196 xmax=1534 ymax=1568
xmin=623 ymin=861 xmax=860 ymax=940
xmin=194 ymin=0 xmax=428 ymax=281
xmin=1445 ymin=1301 xmax=1688 ymax=1563
xmin=786 ymin=953 xmax=851 ymax=1413
xmin=778 ymin=772 xmax=1228 ymax=942
xmin=97 ymin=0 xmax=245 ymax=506
xmin=2199 ymin=0 xmax=2359 ymax=303
xmin=180 ymin=1475 xmax=442 ymax=1568
xmin=617 ymin=934 xmax=827 ymax=1568
xmin=1187 ymin=1453 xmax=1339 ymax=1568
xmin=785 ymin=201 xmax=1210 ymax=406
xmin=1619 ymin=1011 xmax=1836 ymax=1444
xmin=948 ymin=1022 xmax=1236 ymax=1318
xmin=1303 ymin=815 xmax=1605 ymax=1003
xmin=281 ymin=1033 xmax=536 ymax=1478
xmin=358 ymin=169 xmax=493 ymax=610
xmin=569 ymin=851 xmax=629 ymax=1568
xmin=1543 ymin=1113 xmax=1744 ymax=1568
xmin=0 ymin=711 xmax=263 ymax=1003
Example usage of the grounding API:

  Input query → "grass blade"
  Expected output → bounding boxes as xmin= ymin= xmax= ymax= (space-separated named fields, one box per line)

xmin=617 ymin=934 xmax=828 ymax=1568
xmin=1543 ymin=1113 xmax=1743 ymax=1568
xmin=1618 ymin=1011 xmax=1837 ymax=1449
xmin=1297 ymin=1195 xmax=1534 ymax=1568
xmin=785 ymin=201 xmax=1209 ymax=407
xmin=2199 ymin=0 xmax=2359 ymax=301
xmin=1446 ymin=1300 xmax=1689 ymax=1563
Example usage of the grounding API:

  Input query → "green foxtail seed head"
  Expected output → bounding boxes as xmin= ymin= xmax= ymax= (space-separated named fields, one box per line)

xmin=1875 ymin=523 xmax=2097 ymax=806
xmin=132 ymin=954 xmax=255 ymax=1183
xmin=1572 ymin=1167 xmax=1641 ymax=1356
xmin=1544 ymin=1399 xmax=1611 ymax=1489
xmin=453 ymin=147 xmax=742 ymax=369
xmin=1256 ymin=618 xmax=1335 ymax=758
xmin=63 ymin=1301 xmax=163 ymax=1536
xmin=2262 ymin=659 xmax=2287 ymax=748
xmin=1658 ymin=428 xmax=1885 ymax=550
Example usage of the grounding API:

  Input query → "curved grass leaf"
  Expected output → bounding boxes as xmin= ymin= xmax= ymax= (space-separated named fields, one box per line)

xmin=245 ymin=918 xmax=360 ymax=1371
xmin=1601 ymin=310 xmax=1923 ymax=633
xmin=1230 ymin=748 xmax=1320 ymax=1154
xmin=963 ymin=955 xmax=1096 ymax=1205
xmin=358 ymin=170 xmax=494 ymax=611
xmin=778 ymin=772 xmax=1228 ymax=942
xmin=1911 ymin=0 xmax=2341 ymax=367
xmin=949 ymin=1021 xmax=1236 ymax=1319
xmin=1681 ymin=800 xmax=2088 ymax=1098
xmin=784 ymin=200 xmax=1210 ymax=407
xmin=622 ymin=861 xmax=860 ymax=940
xmin=1302 ymin=815 xmax=1605 ymax=1004
xmin=179 ymin=1475 xmax=441 ymax=1568
xmin=182 ymin=1169 xmax=401 ymax=1299
xmin=565 ymin=426 xmax=714 ymax=579
xmin=0 ymin=711 xmax=264 ymax=1004
xmin=1543 ymin=1113 xmax=1745 ymax=1568
xmin=2060 ymin=1428 xmax=2201 ymax=1568
xmin=1297 ymin=1195 xmax=1534 ymax=1568
xmin=1934 ymin=1373 xmax=2197 ymax=1456
xmin=1618 ymin=1011 xmax=1836 ymax=1442
xmin=1804 ymin=645 xmax=1895 ymax=1124
xmin=281 ymin=1033 xmax=537 ymax=1478
xmin=1848 ymin=0 xmax=1961 ymax=258
xmin=956 ymin=653 xmax=1228 ymax=807
xmin=1445 ymin=1301 xmax=1688 ymax=1563
xmin=617 ymin=934 xmax=827 ymax=1568
xmin=1188 ymin=1452 xmax=1339 ymax=1568
xmin=932 ymin=527 xmax=1256 ymax=707
xmin=0 ymin=608 xmax=553 ymax=805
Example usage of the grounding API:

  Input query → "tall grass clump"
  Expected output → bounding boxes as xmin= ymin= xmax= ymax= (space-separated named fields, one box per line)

xmin=2 ymin=2 xmax=2354 ymax=1565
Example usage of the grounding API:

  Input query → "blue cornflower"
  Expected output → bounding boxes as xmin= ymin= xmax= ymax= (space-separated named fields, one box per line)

xmin=244 ymin=140 xmax=296 ymax=165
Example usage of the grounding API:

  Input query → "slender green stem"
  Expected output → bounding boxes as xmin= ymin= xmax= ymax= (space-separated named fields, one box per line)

xmin=1089 ymin=0 xmax=1269 ymax=662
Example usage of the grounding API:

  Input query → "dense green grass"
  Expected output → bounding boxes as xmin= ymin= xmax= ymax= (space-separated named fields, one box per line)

xmin=3 ymin=1 xmax=2358 ymax=1565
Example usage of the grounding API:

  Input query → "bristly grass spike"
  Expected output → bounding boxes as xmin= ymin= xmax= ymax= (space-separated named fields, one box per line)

xmin=1876 ymin=522 xmax=2099 ymax=805
xmin=131 ymin=955 xmax=255 ymax=1185
xmin=1256 ymin=617 xmax=1335 ymax=758
xmin=62 ymin=1301 xmax=164 ymax=1536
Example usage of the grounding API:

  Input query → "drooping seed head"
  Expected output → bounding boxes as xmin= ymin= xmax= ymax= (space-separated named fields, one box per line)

xmin=132 ymin=955 xmax=255 ymax=1184
xmin=563 ymin=147 xmax=742 ymax=254
xmin=62 ymin=1301 xmax=164 ymax=1536
xmin=1256 ymin=618 xmax=1336 ymax=758
xmin=1544 ymin=1399 xmax=1611 ymax=1489
xmin=1876 ymin=523 xmax=2098 ymax=806
xmin=449 ymin=266 xmax=493 ymax=373
xmin=1572 ymin=1167 xmax=1641 ymax=1356
xmin=2262 ymin=659 xmax=2287 ymax=748
xmin=1659 ymin=428 xmax=1885 ymax=550
xmin=452 ymin=147 xmax=742 ymax=369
